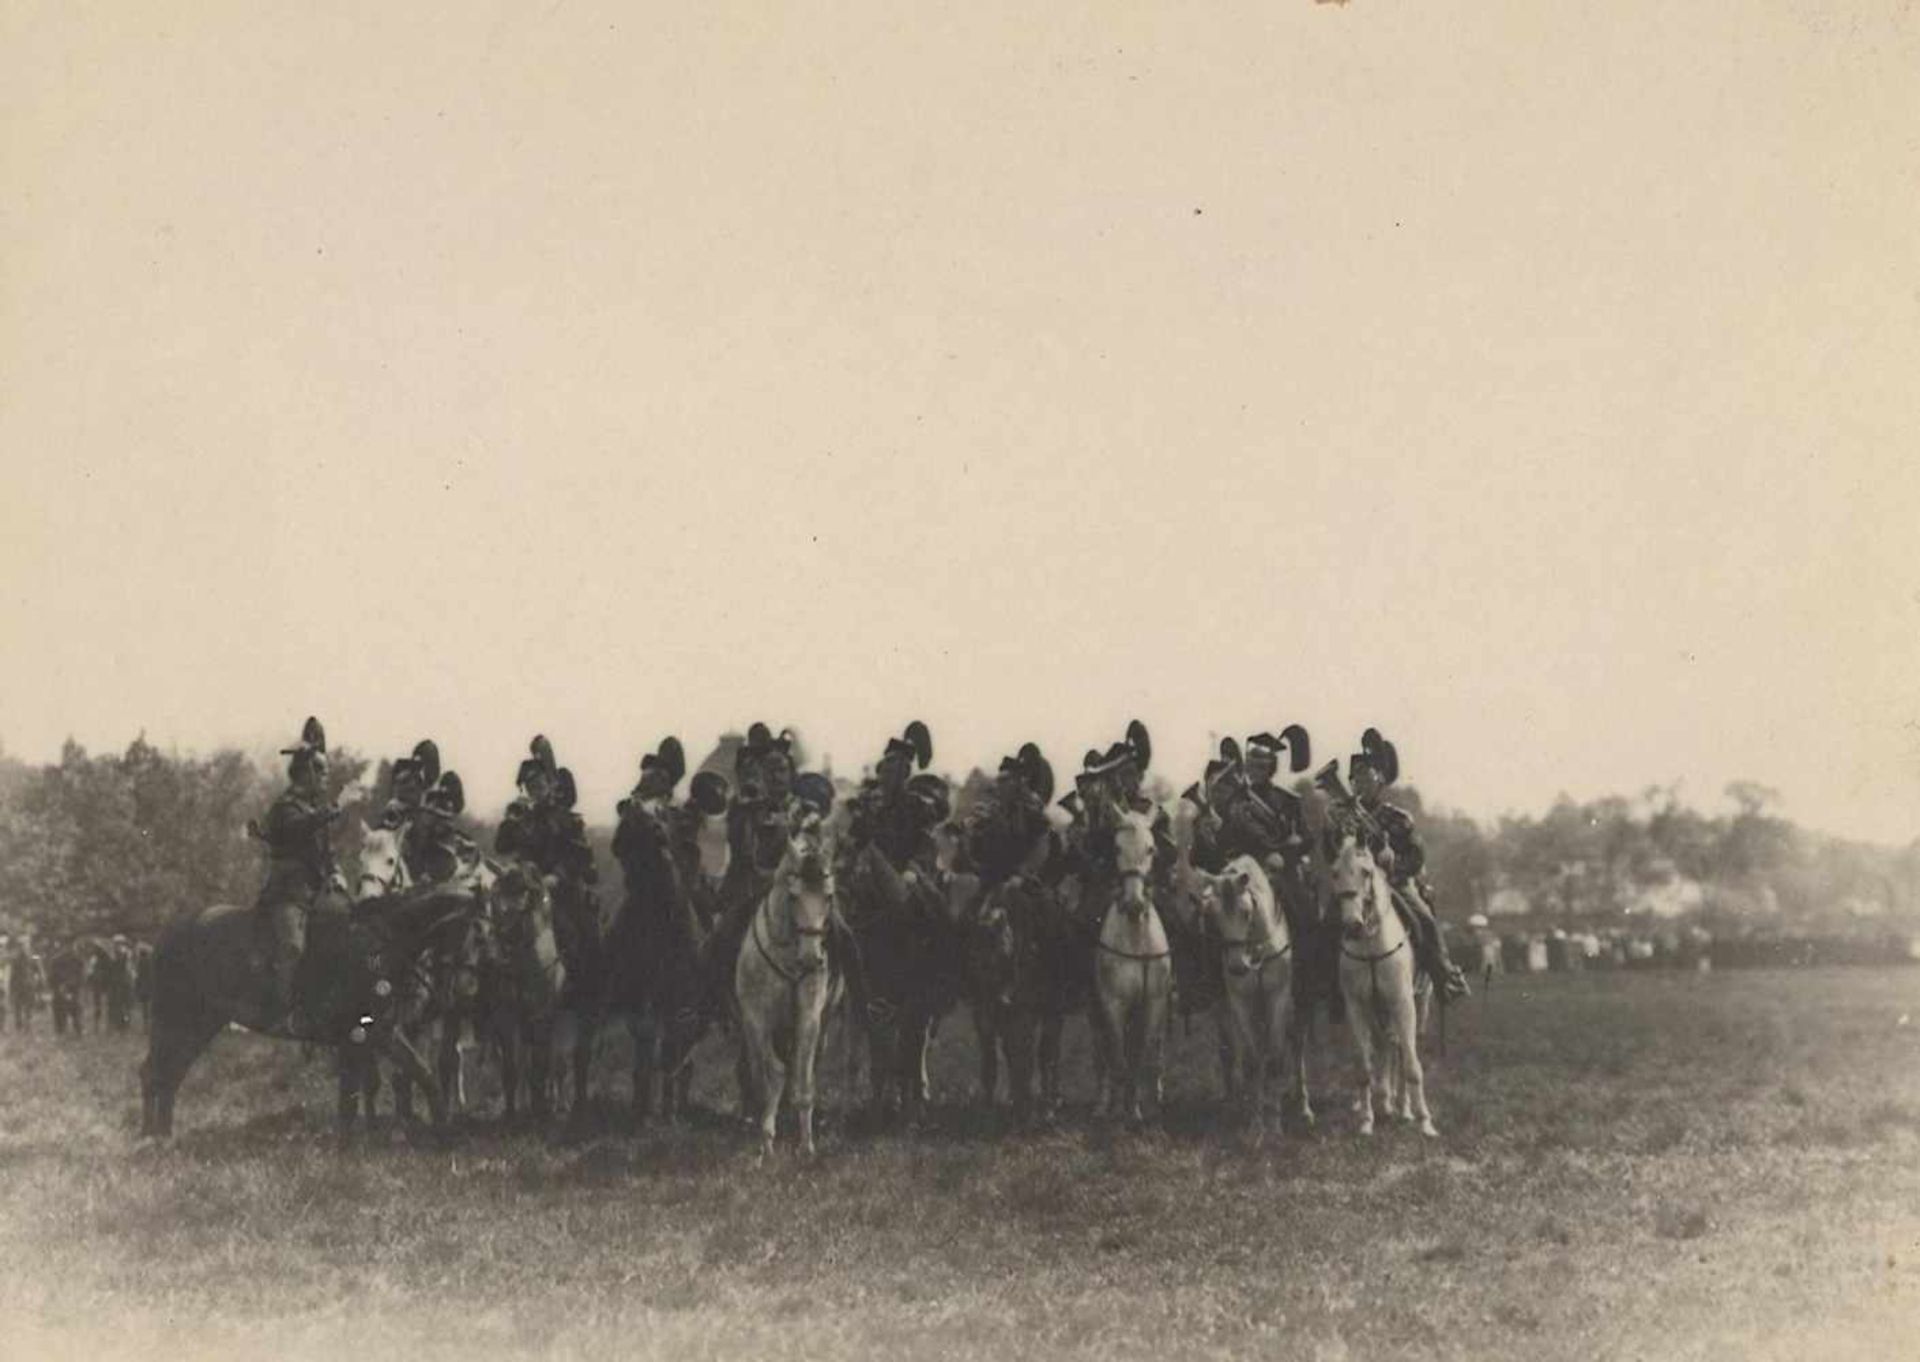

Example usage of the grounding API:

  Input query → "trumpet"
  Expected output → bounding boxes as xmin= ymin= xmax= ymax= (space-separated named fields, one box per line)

xmin=1312 ymin=761 xmax=1381 ymax=841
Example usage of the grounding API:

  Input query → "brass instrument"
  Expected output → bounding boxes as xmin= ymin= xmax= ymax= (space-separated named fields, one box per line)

xmin=1312 ymin=761 xmax=1382 ymax=841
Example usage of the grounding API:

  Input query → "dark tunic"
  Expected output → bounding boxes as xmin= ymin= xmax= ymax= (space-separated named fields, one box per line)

xmin=255 ymin=789 xmax=336 ymax=907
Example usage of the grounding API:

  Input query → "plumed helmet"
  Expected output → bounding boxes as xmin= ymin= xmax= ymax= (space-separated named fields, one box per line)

xmin=288 ymin=745 xmax=327 ymax=781
xmin=553 ymin=768 xmax=579 ymax=810
xmin=529 ymin=734 xmax=557 ymax=773
xmin=1219 ymin=736 xmax=1243 ymax=767
xmin=906 ymin=772 xmax=951 ymax=823
xmin=281 ymin=715 xmax=327 ymax=756
xmin=1018 ymin=743 xmax=1054 ymax=805
xmin=1124 ymin=720 xmax=1152 ymax=773
xmin=689 ymin=770 xmax=731 ymax=816
xmin=1350 ymin=730 xmax=1400 ymax=786
xmin=642 ymin=736 xmax=687 ymax=788
xmin=426 ymin=771 xmax=465 ymax=816
xmin=410 ymin=740 xmax=442 ymax=788
xmin=885 ymin=721 xmax=933 ymax=770
xmin=1277 ymin=724 xmax=1312 ymax=774
xmin=791 ymin=772 xmax=835 ymax=819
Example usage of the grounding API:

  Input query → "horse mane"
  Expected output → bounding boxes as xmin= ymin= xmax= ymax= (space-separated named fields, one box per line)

xmin=356 ymin=887 xmax=478 ymax=958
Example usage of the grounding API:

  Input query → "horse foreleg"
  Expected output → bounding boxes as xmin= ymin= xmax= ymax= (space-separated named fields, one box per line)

xmin=497 ymin=1017 xmax=522 ymax=1122
xmin=793 ymin=990 xmax=828 ymax=1157
xmin=566 ymin=1010 xmax=595 ymax=1128
xmin=1344 ymin=979 xmax=1378 ymax=1136
xmin=908 ymin=1011 xmax=935 ymax=1122
xmin=1140 ymin=968 xmax=1171 ymax=1125
xmin=384 ymin=1030 xmax=446 ymax=1131
xmin=528 ymin=1016 xmax=557 ymax=1124
xmin=437 ymin=1020 xmax=466 ymax=1120
xmin=1393 ymin=993 xmax=1437 ymax=1137
xmin=739 ymin=1010 xmax=783 ymax=1160
xmin=1038 ymin=1011 xmax=1065 ymax=1117
xmin=1004 ymin=1007 xmax=1037 ymax=1126
xmin=1098 ymin=983 xmax=1121 ymax=1121
xmin=972 ymin=1003 xmax=1000 ymax=1110
xmin=631 ymin=1015 xmax=656 ymax=1127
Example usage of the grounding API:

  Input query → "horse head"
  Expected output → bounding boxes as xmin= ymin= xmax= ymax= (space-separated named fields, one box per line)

xmin=779 ymin=815 xmax=835 ymax=974
xmin=1329 ymin=834 xmax=1384 ymax=943
xmin=1195 ymin=855 xmax=1279 ymax=975
xmin=488 ymin=864 xmax=553 ymax=959
xmin=355 ymin=824 xmax=413 ymax=902
xmin=1112 ymin=809 xmax=1157 ymax=918
xmin=965 ymin=886 xmax=1020 ymax=1006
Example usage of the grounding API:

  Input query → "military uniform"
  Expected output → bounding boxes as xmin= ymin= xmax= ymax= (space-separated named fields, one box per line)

xmin=252 ymin=717 xmax=337 ymax=1031
xmin=1327 ymin=730 xmax=1470 ymax=1001
xmin=961 ymin=757 xmax=1055 ymax=890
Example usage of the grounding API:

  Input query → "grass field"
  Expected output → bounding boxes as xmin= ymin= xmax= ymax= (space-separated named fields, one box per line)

xmin=3 ymin=968 xmax=1919 ymax=1361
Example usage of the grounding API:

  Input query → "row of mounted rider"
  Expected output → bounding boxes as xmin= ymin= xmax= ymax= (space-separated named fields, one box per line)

xmin=135 ymin=712 xmax=1470 ymax=1135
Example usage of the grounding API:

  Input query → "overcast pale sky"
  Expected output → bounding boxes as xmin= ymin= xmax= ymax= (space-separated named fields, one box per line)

xmin=2 ymin=1 xmax=1915 ymax=841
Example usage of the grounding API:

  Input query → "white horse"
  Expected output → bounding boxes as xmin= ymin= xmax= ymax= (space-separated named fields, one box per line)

xmin=1188 ymin=853 xmax=1300 ymax=1135
xmin=1092 ymin=809 xmax=1172 ymax=1123
xmin=1329 ymin=834 xmax=1436 ymax=1137
xmin=733 ymin=811 xmax=842 ymax=1159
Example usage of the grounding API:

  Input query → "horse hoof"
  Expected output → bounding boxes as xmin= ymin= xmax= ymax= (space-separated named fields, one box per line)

xmin=1418 ymin=1120 xmax=1439 ymax=1139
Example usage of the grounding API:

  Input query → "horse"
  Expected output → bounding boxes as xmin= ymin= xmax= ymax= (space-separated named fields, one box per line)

xmin=594 ymin=799 xmax=707 ymax=1128
xmin=466 ymin=863 xmax=566 ymax=1122
xmin=1185 ymin=853 xmax=1301 ymax=1134
xmin=966 ymin=866 xmax=1088 ymax=1124
xmin=733 ymin=811 xmax=842 ymax=1158
xmin=1091 ymin=808 xmax=1173 ymax=1124
xmin=140 ymin=825 xmax=481 ymax=1140
xmin=1328 ymin=834 xmax=1437 ymax=1137
xmin=840 ymin=837 xmax=970 ymax=1126
xmin=335 ymin=827 xmax=481 ymax=1131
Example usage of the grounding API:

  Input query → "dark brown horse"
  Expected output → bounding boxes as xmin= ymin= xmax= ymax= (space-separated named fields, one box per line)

xmin=140 ymin=827 xmax=482 ymax=1139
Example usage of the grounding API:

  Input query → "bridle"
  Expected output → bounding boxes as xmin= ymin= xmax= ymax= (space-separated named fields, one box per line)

xmin=751 ymin=846 xmax=834 ymax=986
xmin=357 ymin=836 xmax=412 ymax=900
xmin=1335 ymin=848 xmax=1406 ymax=997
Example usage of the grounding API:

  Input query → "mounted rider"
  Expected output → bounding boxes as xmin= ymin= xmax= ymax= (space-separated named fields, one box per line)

xmin=374 ymin=740 xmax=474 ymax=892
xmin=702 ymin=726 xmax=841 ymax=987
xmin=497 ymin=735 xmax=598 ymax=893
xmin=1075 ymin=722 xmax=1175 ymax=904
xmin=374 ymin=740 xmax=437 ymax=841
xmin=498 ymin=735 xmax=599 ymax=979
xmin=410 ymin=769 xmax=478 ymax=890
xmin=726 ymin=723 xmax=801 ymax=893
xmin=1182 ymin=738 xmax=1250 ymax=875
xmin=837 ymin=721 xmax=951 ymax=1027
xmin=1324 ymin=729 xmax=1470 ymax=1002
xmin=248 ymin=716 xmax=343 ymax=1034
xmin=842 ymin=720 xmax=939 ymax=874
xmin=961 ymin=742 xmax=1057 ymax=891
xmin=612 ymin=734 xmax=689 ymax=881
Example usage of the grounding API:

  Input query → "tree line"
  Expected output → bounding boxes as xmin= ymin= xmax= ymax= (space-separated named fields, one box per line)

xmin=0 ymin=735 xmax=1914 ymax=939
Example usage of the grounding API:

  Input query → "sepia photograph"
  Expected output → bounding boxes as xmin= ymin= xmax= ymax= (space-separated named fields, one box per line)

xmin=2 ymin=2 xmax=1916 ymax=1358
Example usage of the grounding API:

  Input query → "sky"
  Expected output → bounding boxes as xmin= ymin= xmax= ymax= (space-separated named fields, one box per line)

xmin=2 ymin=1 xmax=1916 ymax=842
